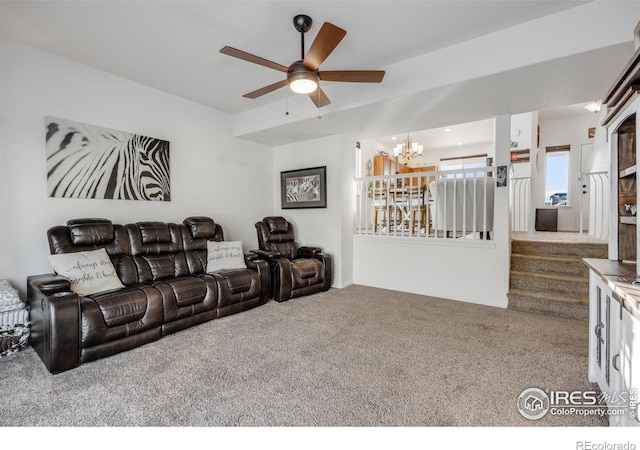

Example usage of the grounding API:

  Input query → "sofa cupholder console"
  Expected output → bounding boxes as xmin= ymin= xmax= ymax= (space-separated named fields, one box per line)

xmin=27 ymin=216 xmax=269 ymax=373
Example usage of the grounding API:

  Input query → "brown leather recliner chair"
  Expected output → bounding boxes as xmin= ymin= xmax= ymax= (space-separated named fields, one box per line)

xmin=254 ymin=216 xmax=332 ymax=302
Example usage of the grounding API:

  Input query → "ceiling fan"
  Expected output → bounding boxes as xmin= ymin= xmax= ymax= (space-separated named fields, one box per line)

xmin=220 ymin=14 xmax=385 ymax=108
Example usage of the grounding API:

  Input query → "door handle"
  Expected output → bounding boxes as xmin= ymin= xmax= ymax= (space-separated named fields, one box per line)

xmin=595 ymin=323 xmax=604 ymax=344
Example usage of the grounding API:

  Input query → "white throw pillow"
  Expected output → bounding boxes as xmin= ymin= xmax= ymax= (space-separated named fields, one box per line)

xmin=47 ymin=248 xmax=124 ymax=296
xmin=206 ymin=240 xmax=247 ymax=272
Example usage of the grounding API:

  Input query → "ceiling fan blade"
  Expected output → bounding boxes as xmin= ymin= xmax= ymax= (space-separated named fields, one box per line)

xmin=308 ymin=87 xmax=331 ymax=108
xmin=220 ymin=46 xmax=289 ymax=73
xmin=319 ymin=70 xmax=385 ymax=83
xmin=302 ymin=22 xmax=346 ymax=71
xmin=243 ymin=79 xmax=289 ymax=99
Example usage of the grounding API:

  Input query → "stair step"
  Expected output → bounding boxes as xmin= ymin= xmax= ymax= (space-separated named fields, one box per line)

xmin=508 ymin=238 xmax=601 ymax=321
xmin=507 ymin=289 xmax=588 ymax=321
xmin=512 ymin=240 xmax=608 ymax=258
xmin=510 ymin=270 xmax=589 ymax=297
xmin=511 ymin=253 xmax=589 ymax=277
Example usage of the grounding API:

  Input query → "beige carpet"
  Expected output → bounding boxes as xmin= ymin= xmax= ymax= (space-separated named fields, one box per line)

xmin=0 ymin=285 xmax=605 ymax=427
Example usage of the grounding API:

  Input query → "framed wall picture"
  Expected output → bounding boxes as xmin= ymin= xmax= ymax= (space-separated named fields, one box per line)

xmin=496 ymin=165 xmax=508 ymax=187
xmin=280 ymin=166 xmax=327 ymax=209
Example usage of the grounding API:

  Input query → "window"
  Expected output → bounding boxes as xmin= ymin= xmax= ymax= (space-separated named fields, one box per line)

xmin=545 ymin=145 xmax=570 ymax=206
xmin=440 ymin=154 xmax=488 ymax=178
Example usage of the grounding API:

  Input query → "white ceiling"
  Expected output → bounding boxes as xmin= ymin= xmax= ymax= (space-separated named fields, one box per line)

xmin=374 ymin=118 xmax=495 ymax=152
xmin=374 ymin=100 xmax=597 ymax=153
xmin=0 ymin=1 xmax=637 ymax=146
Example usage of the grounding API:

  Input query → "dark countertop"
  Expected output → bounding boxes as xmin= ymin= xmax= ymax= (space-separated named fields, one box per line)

xmin=584 ymin=258 xmax=640 ymax=317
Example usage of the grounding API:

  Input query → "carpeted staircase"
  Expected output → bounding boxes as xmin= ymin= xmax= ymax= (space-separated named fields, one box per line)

xmin=507 ymin=239 xmax=608 ymax=321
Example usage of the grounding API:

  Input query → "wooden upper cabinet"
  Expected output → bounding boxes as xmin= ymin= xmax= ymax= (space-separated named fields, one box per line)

xmin=373 ymin=155 xmax=410 ymax=176
xmin=617 ymin=114 xmax=637 ymax=263
xmin=618 ymin=116 xmax=636 ymax=173
xmin=373 ymin=155 xmax=436 ymax=187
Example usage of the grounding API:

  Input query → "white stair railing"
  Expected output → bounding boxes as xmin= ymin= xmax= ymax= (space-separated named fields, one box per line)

xmin=510 ymin=176 xmax=533 ymax=239
xmin=579 ymin=171 xmax=609 ymax=241
xmin=354 ymin=167 xmax=495 ymax=241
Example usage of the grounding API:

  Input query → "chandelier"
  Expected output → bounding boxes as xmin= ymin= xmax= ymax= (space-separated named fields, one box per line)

xmin=393 ymin=134 xmax=424 ymax=161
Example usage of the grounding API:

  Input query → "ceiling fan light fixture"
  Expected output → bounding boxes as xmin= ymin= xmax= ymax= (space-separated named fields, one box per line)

xmin=289 ymin=77 xmax=318 ymax=94
xmin=288 ymin=68 xmax=319 ymax=94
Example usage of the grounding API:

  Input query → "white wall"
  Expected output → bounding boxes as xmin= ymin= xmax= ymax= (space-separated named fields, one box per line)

xmin=359 ymin=138 xmax=386 ymax=178
xmin=272 ymin=134 xmax=355 ymax=288
xmin=409 ymin=142 xmax=493 ymax=170
xmin=353 ymin=239 xmax=507 ymax=307
xmin=510 ymin=112 xmax=534 ymax=152
xmin=0 ymin=40 xmax=273 ymax=295
xmin=537 ymin=113 xmax=598 ymax=231
xmin=510 ymin=112 xmax=537 ymax=179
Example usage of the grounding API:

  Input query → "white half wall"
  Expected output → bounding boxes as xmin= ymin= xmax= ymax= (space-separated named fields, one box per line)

xmin=352 ymin=116 xmax=512 ymax=308
xmin=272 ymin=134 xmax=355 ymax=289
xmin=353 ymin=238 xmax=508 ymax=307
xmin=0 ymin=40 xmax=273 ymax=295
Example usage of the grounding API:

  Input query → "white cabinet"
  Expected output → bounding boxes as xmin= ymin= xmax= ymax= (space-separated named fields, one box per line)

xmin=589 ymin=272 xmax=621 ymax=399
xmin=588 ymin=268 xmax=640 ymax=426
xmin=620 ymin=302 xmax=640 ymax=426
xmin=589 ymin=270 xmax=606 ymax=385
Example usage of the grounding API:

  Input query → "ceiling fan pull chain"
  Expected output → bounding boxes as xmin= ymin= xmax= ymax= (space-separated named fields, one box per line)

xmin=285 ymin=95 xmax=289 ymax=116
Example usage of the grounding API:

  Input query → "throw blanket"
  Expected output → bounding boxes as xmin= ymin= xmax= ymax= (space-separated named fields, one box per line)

xmin=0 ymin=308 xmax=29 ymax=327
xmin=0 ymin=280 xmax=24 ymax=313
xmin=0 ymin=324 xmax=29 ymax=358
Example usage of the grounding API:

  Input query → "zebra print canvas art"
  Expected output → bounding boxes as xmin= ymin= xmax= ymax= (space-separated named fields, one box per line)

xmin=45 ymin=117 xmax=170 ymax=201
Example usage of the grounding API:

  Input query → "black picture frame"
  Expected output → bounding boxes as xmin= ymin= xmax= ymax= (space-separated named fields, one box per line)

xmin=280 ymin=166 xmax=327 ymax=209
xmin=496 ymin=165 xmax=508 ymax=187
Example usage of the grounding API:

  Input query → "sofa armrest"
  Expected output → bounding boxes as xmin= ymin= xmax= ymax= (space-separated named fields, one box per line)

xmin=244 ymin=251 xmax=261 ymax=262
xmin=299 ymin=246 xmax=322 ymax=258
xmin=242 ymin=257 xmax=270 ymax=304
xmin=298 ymin=250 xmax=332 ymax=292
xmin=29 ymin=273 xmax=72 ymax=295
xmin=244 ymin=257 xmax=268 ymax=273
xmin=27 ymin=274 xmax=81 ymax=373
xmin=250 ymin=249 xmax=281 ymax=262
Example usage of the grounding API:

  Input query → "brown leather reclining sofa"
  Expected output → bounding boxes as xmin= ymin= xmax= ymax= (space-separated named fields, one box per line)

xmin=27 ymin=216 xmax=269 ymax=373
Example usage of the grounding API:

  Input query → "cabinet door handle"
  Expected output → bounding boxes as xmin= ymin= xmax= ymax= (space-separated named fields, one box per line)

xmin=612 ymin=354 xmax=620 ymax=371
xmin=595 ymin=323 xmax=604 ymax=344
